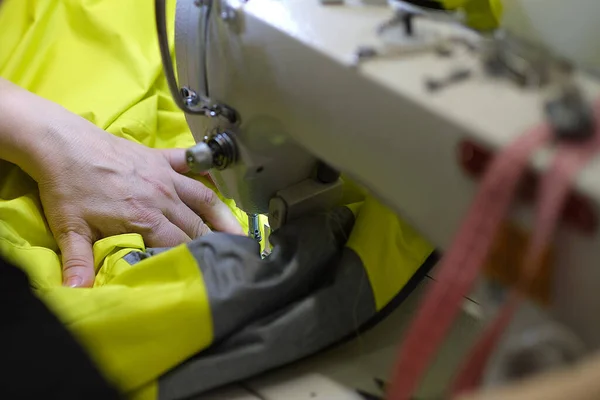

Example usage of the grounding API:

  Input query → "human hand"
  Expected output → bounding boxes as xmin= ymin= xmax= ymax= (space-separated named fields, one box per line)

xmin=456 ymin=351 xmax=600 ymax=400
xmin=42 ymin=119 xmax=244 ymax=288
xmin=0 ymin=79 xmax=243 ymax=288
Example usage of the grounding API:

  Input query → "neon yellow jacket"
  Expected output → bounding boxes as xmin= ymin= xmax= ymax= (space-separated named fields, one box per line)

xmin=0 ymin=1 xmax=434 ymax=399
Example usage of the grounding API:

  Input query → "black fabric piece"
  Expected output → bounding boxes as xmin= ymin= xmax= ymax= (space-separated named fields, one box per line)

xmin=332 ymin=250 xmax=440 ymax=346
xmin=158 ymin=247 xmax=375 ymax=400
xmin=158 ymin=249 xmax=438 ymax=400
xmin=0 ymin=256 xmax=122 ymax=400
xmin=157 ymin=208 xmax=369 ymax=399
xmin=187 ymin=207 xmax=357 ymax=340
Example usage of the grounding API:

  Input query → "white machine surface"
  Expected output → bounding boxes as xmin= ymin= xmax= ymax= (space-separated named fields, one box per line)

xmin=158 ymin=0 xmax=600 ymax=398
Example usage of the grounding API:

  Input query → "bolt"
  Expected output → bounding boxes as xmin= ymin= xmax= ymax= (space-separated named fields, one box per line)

xmin=425 ymin=68 xmax=472 ymax=92
xmin=545 ymin=86 xmax=594 ymax=140
xmin=221 ymin=8 xmax=236 ymax=21
xmin=180 ymin=87 xmax=199 ymax=106
xmin=354 ymin=46 xmax=378 ymax=64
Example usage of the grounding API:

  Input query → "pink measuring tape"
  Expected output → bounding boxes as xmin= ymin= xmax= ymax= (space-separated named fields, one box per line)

xmin=386 ymin=99 xmax=600 ymax=400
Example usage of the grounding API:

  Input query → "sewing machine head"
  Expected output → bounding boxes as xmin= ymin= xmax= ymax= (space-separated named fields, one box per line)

xmin=157 ymin=0 xmax=600 ymax=240
xmin=157 ymin=0 xmax=349 ymax=240
xmin=156 ymin=0 xmax=600 ymax=391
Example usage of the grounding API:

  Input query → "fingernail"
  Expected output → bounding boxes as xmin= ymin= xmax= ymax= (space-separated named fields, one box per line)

xmin=64 ymin=276 xmax=83 ymax=288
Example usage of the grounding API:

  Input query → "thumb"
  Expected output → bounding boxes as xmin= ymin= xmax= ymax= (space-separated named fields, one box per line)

xmin=161 ymin=148 xmax=211 ymax=178
xmin=59 ymin=231 xmax=95 ymax=288
xmin=161 ymin=148 xmax=192 ymax=174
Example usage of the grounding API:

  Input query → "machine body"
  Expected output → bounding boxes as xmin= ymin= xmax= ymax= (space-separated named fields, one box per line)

xmin=158 ymin=0 xmax=600 ymax=396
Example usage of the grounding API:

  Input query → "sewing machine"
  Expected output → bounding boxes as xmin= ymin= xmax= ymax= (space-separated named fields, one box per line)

xmin=155 ymin=0 xmax=600 ymax=397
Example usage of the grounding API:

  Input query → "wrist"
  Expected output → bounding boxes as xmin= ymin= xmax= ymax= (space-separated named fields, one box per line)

xmin=0 ymin=80 xmax=71 ymax=181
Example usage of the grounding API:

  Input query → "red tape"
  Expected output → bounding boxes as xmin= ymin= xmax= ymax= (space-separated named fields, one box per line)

xmin=459 ymin=140 xmax=598 ymax=235
xmin=386 ymin=99 xmax=600 ymax=400
xmin=450 ymin=104 xmax=600 ymax=396
xmin=385 ymin=125 xmax=552 ymax=400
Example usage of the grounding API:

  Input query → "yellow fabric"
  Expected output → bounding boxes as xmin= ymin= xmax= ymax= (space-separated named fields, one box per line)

xmin=347 ymin=197 xmax=434 ymax=311
xmin=0 ymin=0 xmax=220 ymax=396
xmin=441 ymin=0 xmax=503 ymax=31
xmin=41 ymin=240 xmax=214 ymax=392
xmin=0 ymin=0 xmax=433 ymax=398
xmin=130 ymin=382 xmax=159 ymax=400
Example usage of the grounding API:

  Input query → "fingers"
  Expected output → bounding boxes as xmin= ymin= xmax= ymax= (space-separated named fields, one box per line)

xmin=164 ymin=201 xmax=212 ymax=239
xmin=143 ymin=214 xmax=192 ymax=248
xmin=161 ymin=148 xmax=212 ymax=182
xmin=58 ymin=231 xmax=95 ymax=288
xmin=173 ymin=174 xmax=245 ymax=235
xmin=161 ymin=148 xmax=190 ymax=174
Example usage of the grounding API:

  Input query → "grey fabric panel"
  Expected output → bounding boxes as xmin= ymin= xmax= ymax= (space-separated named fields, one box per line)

xmin=188 ymin=207 xmax=356 ymax=340
xmin=158 ymin=248 xmax=375 ymax=400
xmin=123 ymin=247 xmax=172 ymax=265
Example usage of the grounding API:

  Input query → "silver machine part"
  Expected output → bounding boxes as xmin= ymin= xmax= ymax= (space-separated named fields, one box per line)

xmin=162 ymin=0 xmax=343 ymax=238
xmin=186 ymin=142 xmax=214 ymax=173
xmin=269 ymin=179 xmax=344 ymax=231
xmin=247 ymin=213 xmax=261 ymax=242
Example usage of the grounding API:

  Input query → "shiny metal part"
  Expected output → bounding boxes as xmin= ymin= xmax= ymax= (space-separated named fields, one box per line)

xmin=186 ymin=142 xmax=214 ymax=173
xmin=497 ymin=325 xmax=586 ymax=383
xmin=185 ymin=131 xmax=238 ymax=173
xmin=209 ymin=131 xmax=237 ymax=170
xmin=156 ymin=0 xmax=210 ymax=114
xmin=353 ymin=38 xmax=468 ymax=66
xmin=180 ymin=87 xmax=200 ymax=107
xmin=544 ymin=65 xmax=595 ymax=140
xmin=354 ymin=46 xmax=379 ymax=64
xmin=220 ymin=0 xmax=237 ymax=22
xmin=482 ymin=32 xmax=595 ymax=138
xmin=268 ymin=178 xmax=343 ymax=231
xmin=247 ymin=213 xmax=262 ymax=242
xmin=355 ymin=5 xmax=477 ymax=67
xmin=425 ymin=67 xmax=472 ymax=92
xmin=155 ymin=0 xmax=238 ymax=123
xmin=482 ymin=30 xmax=562 ymax=88
xmin=261 ymin=224 xmax=271 ymax=258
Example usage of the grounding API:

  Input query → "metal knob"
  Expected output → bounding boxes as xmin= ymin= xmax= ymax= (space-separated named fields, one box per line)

xmin=186 ymin=142 xmax=214 ymax=173
xmin=185 ymin=131 xmax=238 ymax=174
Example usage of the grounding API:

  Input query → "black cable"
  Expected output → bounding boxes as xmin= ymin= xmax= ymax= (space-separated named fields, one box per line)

xmin=154 ymin=0 xmax=206 ymax=115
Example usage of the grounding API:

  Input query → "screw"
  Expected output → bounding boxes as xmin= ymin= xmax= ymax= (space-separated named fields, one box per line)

xmin=354 ymin=46 xmax=378 ymax=64
xmin=545 ymin=86 xmax=594 ymax=141
xmin=221 ymin=7 xmax=236 ymax=21
xmin=180 ymin=87 xmax=200 ymax=106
